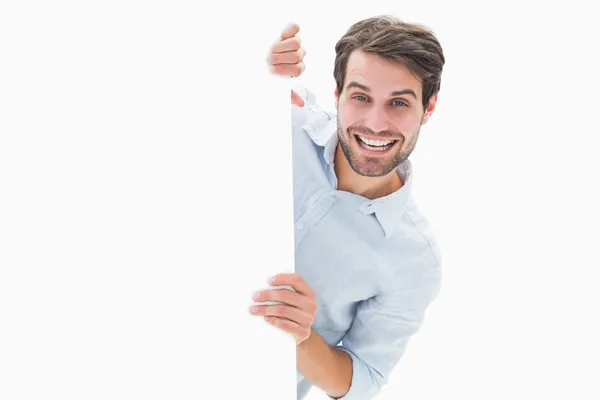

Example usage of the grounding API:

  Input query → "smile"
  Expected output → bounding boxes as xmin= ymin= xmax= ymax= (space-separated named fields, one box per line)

xmin=354 ymin=134 xmax=397 ymax=153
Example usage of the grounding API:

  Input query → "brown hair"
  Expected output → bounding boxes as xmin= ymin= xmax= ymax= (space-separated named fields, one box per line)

xmin=334 ymin=15 xmax=445 ymax=110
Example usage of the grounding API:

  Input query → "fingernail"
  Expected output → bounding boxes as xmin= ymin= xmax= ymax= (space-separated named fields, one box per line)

xmin=269 ymin=276 xmax=276 ymax=284
xmin=271 ymin=66 xmax=276 ymax=73
xmin=249 ymin=306 xmax=257 ymax=313
xmin=252 ymin=291 xmax=260 ymax=300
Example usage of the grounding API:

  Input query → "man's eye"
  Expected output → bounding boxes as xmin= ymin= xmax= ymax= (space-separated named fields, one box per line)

xmin=393 ymin=100 xmax=408 ymax=107
xmin=354 ymin=95 xmax=368 ymax=102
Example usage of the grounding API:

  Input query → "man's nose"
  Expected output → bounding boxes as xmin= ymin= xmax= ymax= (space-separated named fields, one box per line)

xmin=364 ymin=107 xmax=390 ymax=134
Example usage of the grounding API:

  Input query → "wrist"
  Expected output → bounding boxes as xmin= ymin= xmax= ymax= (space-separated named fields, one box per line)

xmin=296 ymin=328 xmax=314 ymax=353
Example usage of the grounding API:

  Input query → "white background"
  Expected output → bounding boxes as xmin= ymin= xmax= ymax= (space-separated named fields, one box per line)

xmin=1 ymin=1 xmax=599 ymax=400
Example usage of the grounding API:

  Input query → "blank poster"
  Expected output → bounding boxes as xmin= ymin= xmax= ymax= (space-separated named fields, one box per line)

xmin=0 ymin=3 xmax=296 ymax=399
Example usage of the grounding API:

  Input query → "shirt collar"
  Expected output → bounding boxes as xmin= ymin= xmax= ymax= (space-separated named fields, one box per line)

xmin=302 ymin=114 xmax=413 ymax=238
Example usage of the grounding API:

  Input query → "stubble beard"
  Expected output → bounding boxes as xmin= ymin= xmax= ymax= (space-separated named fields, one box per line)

xmin=336 ymin=117 xmax=420 ymax=178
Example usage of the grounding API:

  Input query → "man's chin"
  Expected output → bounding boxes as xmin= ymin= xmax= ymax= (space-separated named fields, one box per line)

xmin=349 ymin=159 xmax=395 ymax=178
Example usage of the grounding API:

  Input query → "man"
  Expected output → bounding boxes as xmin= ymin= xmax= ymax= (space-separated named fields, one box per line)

xmin=249 ymin=16 xmax=445 ymax=399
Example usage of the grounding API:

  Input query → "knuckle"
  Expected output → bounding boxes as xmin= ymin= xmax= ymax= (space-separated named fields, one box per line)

xmin=276 ymin=290 xmax=288 ymax=302
xmin=293 ymin=63 xmax=305 ymax=76
xmin=266 ymin=290 xmax=277 ymax=301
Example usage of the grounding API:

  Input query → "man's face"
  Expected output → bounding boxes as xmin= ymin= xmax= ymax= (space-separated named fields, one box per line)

xmin=336 ymin=50 xmax=437 ymax=177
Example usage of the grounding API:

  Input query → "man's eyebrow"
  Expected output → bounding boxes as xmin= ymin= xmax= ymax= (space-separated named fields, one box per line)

xmin=346 ymin=81 xmax=370 ymax=92
xmin=391 ymin=89 xmax=418 ymax=99
xmin=346 ymin=81 xmax=418 ymax=99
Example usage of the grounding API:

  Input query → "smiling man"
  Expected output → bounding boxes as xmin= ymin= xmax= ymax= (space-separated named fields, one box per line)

xmin=251 ymin=16 xmax=446 ymax=399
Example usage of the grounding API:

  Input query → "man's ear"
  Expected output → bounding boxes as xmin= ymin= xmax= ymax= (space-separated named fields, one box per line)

xmin=421 ymin=93 xmax=438 ymax=125
xmin=334 ymin=88 xmax=339 ymax=108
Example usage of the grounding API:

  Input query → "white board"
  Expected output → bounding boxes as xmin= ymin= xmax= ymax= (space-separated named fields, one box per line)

xmin=0 ymin=2 xmax=296 ymax=399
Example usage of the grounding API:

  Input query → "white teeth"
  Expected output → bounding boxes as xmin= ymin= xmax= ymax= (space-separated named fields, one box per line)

xmin=358 ymin=136 xmax=394 ymax=146
xmin=360 ymin=143 xmax=388 ymax=151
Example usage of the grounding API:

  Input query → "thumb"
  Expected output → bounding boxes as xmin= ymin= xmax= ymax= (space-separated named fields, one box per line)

xmin=291 ymin=90 xmax=305 ymax=107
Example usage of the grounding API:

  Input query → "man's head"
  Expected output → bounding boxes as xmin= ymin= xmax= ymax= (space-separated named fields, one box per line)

xmin=333 ymin=15 xmax=445 ymax=178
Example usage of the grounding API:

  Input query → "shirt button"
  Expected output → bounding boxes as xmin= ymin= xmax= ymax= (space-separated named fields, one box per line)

xmin=297 ymin=223 xmax=304 ymax=230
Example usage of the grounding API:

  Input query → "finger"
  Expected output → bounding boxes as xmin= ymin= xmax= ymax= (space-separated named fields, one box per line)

xmin=292 ymin=90 xmax=305 ymax=107
xmin=272 ymin=36 xmax=302 ymax=53
xmin=264 ymin=316 xmax=309 ymax=339
xmin=265 ymin=316 xmax=308 ymax=339
xmin=254 ymin=288 xmax=313 ymax=312
xmin=264 ymin=317 xmax=308 ymax=336
xmin=280 ymin=23 xmax=300 ymax=41
xmin=250 ymin=303 xmax=312 ymax=325
xmin=271 ymin=61 xmax=305 ymax=78
xmin=250 ymin=303 xmax=314 ymax=326
xmin=270 ymin=47 xmax=306 ymax=66
xmin=269 ymin=273 xmax=315 ymax=297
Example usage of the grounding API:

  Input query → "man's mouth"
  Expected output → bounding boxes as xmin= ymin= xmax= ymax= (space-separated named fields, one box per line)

xmin=354 ymin=134 xmax=397 ymax=152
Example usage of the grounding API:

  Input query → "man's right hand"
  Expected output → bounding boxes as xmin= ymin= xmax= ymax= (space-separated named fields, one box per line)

xmin=268 ymin=23 xmax=306 ymax=107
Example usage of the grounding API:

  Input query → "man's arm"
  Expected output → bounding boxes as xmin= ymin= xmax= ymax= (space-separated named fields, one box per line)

xmin=296 ymin=330 xmax=353 ymax=398
xmin=299 ymin=253 xmax=442 ymax=400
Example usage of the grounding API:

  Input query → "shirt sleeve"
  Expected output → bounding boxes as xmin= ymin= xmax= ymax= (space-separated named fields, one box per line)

xmin=291 ymin=83 xmax=336 ymax=126
xmin=330 ymin=252 xmax=442 ymax=400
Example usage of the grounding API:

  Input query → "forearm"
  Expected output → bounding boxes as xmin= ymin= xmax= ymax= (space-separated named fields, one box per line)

xmin=296 ymin=330 xmax=353 ymax=398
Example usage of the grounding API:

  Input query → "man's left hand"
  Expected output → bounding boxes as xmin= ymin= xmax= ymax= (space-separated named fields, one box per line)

xmin=249 ymin=273 xmax=317 ymax=345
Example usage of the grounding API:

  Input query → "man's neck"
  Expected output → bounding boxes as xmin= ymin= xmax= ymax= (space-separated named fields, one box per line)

xmin=333 ymin=144 xmax=403 ymax=200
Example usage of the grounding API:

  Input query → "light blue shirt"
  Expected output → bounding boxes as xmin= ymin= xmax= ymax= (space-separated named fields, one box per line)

xmin=292 ymin=86 xmax=442 ymax=400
